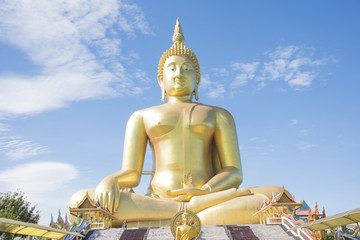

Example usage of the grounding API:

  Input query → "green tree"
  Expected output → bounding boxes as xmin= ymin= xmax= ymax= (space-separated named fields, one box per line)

xmin=324 ymin=232 xmax=335 ymax=240
xmin=0 ymin=190 xmax=40 ymax=223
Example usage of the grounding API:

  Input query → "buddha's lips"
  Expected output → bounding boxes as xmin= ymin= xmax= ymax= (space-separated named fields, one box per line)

xmin=175 ymin=78 xmax=185 ymax=85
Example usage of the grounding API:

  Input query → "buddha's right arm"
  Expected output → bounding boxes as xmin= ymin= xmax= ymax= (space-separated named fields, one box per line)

xmin=95 ymin=110 xmax=147 ymax=210
xmin=111 ymin=110 xmax=148 ymax=188
xmin=121 ymin=110 xmax=147 ymax=181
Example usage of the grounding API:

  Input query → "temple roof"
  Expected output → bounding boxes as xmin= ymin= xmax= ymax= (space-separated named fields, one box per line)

xmin=253 ymin=186 xmax=303 ymax=216
xmin=0 ymin=217 xmax=83 ymax=239
xmin=69 ymin=191 xmax=118 ymax=220
xmin=290 ymin=208 xmax=360 ymax=232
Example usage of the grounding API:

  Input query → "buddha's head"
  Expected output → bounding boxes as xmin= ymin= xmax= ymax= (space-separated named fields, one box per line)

xmin=158 ymin=18 xmax=200 ymax=101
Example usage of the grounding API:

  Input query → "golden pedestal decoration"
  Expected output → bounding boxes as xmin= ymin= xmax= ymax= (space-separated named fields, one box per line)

xmin=171 ymin=210 xmax=201 ymax=240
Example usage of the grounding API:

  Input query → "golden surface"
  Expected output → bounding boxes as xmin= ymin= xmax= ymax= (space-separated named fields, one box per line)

xmin=69 ymin=18 xmax=283 ymax=226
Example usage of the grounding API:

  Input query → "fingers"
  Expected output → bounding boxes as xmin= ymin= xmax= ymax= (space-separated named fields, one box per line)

xmin=168 ymin=188 xmax=206 ymax=198
xmin=170 ymin=194 xmax=189 ymax=202
xmin=96 ymin=192 xmax=104 ymax=207
xmin=167 ymin=189 xmax=186 ymax=196
xmin=95 ymin=188 xmax=120 ymax=213
xmin=95 ymin=192 xmax=113 ymax=211
xmin=114 ymin=190 xmax=120 ymax=211
xmin=109 ymin=192 xmax=114 ymax=213
xmin=104 ymin=191 xmax=109 ymax=209
xmin=236 ymin=188 xmax=252 ymax=197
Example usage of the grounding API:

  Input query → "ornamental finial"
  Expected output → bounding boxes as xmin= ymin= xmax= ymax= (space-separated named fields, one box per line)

xmin=172 ymin=17 xmax=184 ymax=43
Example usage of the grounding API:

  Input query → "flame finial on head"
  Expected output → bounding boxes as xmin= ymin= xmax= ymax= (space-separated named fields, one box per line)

xmin=172 ymin=18 xmax=184 ymax=43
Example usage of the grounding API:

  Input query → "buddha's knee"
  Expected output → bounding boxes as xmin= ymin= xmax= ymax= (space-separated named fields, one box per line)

xmin=197 ymin=194 xmax=265 ymax=225
xmin=247 ymin=185 xmax=284 ymax=200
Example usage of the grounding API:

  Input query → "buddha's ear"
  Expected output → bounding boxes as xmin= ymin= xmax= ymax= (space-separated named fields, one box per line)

xmin=161 ymin=87 xmax=166 ymax=102
xmin=194 ymin=84 xmax=199 ymax=101
xmin=158 ymin=74 xmax=163 ymax=87
xmin=158 ymin=75 xmax=166 ymax=101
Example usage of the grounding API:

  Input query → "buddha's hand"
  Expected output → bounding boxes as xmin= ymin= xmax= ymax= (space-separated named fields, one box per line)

xmin=95 ymin=169 xmax=140 ymax=212
xmin=167 ymin=186 xmax=211 ymax=202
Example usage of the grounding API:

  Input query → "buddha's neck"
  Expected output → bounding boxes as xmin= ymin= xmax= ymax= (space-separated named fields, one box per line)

xmin=167 ymin=95 xmax=193 ymax=103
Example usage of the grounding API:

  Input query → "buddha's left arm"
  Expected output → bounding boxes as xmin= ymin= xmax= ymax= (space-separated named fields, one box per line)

xmin=201 ymin=107 xmax=243 ymax=192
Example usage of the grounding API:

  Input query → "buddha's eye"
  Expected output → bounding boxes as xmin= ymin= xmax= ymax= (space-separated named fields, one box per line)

xmin=167 ymin=63 xmax=176 ymax=71
xmin=183 ymin=65 xmax=192 ymax=71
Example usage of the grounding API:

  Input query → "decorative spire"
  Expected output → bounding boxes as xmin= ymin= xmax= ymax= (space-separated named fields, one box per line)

xmin=172 ymin=18 xmax=184 ymax=43
xmin=64 ymin=213 xmax=70 ymax=226
xmin=314 ymin=202 xmax=319 ymax=214
xmin=50 ymin=213 xmax=55 ymax=227
xmin=307 ymin=208 xmax=313 ymax=222
xmin=57 ymin=209 xmax=64 ymax=222
xmin=57 ymin=209 xmax=64 ymax=229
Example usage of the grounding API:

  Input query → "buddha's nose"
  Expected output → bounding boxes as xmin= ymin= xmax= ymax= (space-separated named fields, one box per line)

xmin=175 ymin=68 xmax=184 ymax=77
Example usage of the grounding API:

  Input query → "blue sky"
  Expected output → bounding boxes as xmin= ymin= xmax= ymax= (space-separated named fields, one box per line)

xmin=0 ymin=0 xmax=359 ymax=225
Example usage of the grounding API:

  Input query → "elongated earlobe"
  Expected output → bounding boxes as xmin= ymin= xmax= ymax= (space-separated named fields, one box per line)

xmin=194 ymin=85 xmax=199 ymax=101
xmin=161 ymin=87 xmax=166 ymax=102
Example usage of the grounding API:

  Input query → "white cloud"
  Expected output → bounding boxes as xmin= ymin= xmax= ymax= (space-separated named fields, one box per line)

xmin=262 ymin=45 xmax=336 ymax=88
xmin=288 ymin=71 xmax=314 ymax=87
xmin=230 ymin=62 xmax=259 ymax=88
xmin=0 ymin=136 xmax=49 ymax=161
xmin=291 ymin=119 xmax=299 ymax=125
xmin=0 ymin=72 xmax=117 ymax=115
xmin=297 ymin=141 xmax=316 ymax=150
xmin=0 ymin=161 xmax=79 ymax=225
xmin=232 ymin=74 xmax=248 ymax=87
xmin=256 ymin=81 xmax=267 ymax=90
xmin=267 ymin=45 xmax=300 ymax=59
xmin=200 ymin=74 xmax=226 ymax=99
xmin=0 ymin=123 xmax=48 ymax=160
xmin=211 ymin=68 xmax=229 ymax=77
xmin=0 ymin=0 xmax=152 ymax=117
xmin=232 ymin=62 xmax=259 ymax=73
xmin=0 ymin=161 xmax=78 ymax=194
xmin=299 ymin=129 xmax=309 ymax=136
xmin=263 ymin=59 xmax=287 ymax=81
xmin=201 ymin=45 xmax=335 ymax=97
xmin=227 ymin=45 xmax=336 ymax=93
xmin=133 ymin=69 xmax=151 ymax=84
xmin=0 ymin=123 xmax=10 ymax=132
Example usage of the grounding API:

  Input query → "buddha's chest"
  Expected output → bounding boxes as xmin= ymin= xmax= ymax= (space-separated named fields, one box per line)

xmin=144 ymin=106 xmax=215 ymax=139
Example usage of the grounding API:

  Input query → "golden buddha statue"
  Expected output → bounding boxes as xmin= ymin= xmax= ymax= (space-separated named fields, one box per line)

xmin=69 ymin=18 xmax=283 ymax=226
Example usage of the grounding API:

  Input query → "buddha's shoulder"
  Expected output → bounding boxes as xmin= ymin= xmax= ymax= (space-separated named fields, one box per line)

xmin=199 ymin=104 xmax=235 ymax=122
xmin=132 ymin=104 xmax=166 ymax=115
xmin=127 ymin=105 xmax=165 ymax=120
xmin=196 ymin=103 xmax=234 ymax=116
xmin=139 ymin=102 xmax=220 ymax=113
xmin=128 ymin=103 xmax=233 ymax=118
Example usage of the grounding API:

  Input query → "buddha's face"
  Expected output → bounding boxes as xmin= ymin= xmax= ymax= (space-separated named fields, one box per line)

xmin=162 ymin=56 xmax=196 ymax=98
